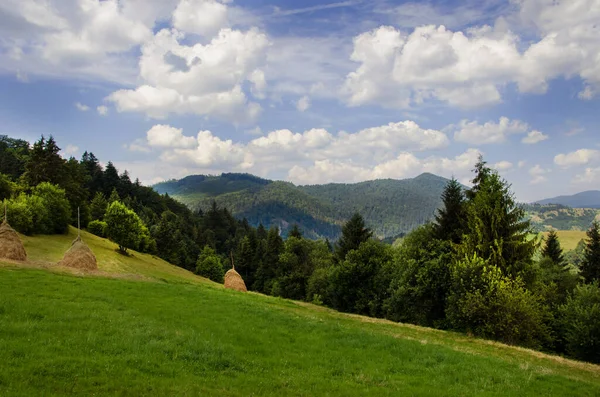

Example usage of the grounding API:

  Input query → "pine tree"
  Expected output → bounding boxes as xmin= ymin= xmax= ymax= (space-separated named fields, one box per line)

xmin=542 ymin=230 xmax=565 ymax=267
xmin=581 ymin=221 xmax=600 ymax=283
xmin=335 ymin=212 xmax=373 ymax=262
xmin=103 ymin=161 xmax=120 ymax=196
xmin=434 ymin=177 xmax=466 ymax=244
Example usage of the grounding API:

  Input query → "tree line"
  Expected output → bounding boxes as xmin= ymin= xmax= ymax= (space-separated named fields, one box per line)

xmin=1 ymin=134 xmax=599 ymax=364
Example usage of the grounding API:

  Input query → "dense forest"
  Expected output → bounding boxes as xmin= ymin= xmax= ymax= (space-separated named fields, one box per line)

xmin=154 ymin=172 xmax=450 ymax=239
xmin=2 ymin=134 xmax=600 ymax=364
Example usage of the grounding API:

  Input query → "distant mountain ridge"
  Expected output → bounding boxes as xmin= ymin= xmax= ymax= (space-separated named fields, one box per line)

xmin=536 ymin=191 xmax=600 ymax=208
xmin=153 ymin=172 xmax=451 ymax=239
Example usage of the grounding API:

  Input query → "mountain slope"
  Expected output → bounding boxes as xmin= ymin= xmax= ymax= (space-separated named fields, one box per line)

xmin=153 ymin=173 xmax=451 ymax=239
xmin=536 ymin=191 xmax=600 ymax=208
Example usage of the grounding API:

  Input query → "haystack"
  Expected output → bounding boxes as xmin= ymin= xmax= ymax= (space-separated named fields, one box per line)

xmin=0 ymin=220 xmax=27 ymax=261
xmin=224 ymin=268 xmax=247 ymax=292
xmin=59 ymin=236 xmax=97 ymax=271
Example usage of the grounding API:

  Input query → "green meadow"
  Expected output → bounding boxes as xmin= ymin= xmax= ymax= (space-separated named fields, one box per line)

xmin=0 ymin=231 xmax=599 ymax=396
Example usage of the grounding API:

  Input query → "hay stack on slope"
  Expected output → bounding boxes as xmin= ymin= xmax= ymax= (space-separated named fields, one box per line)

xmin=0 ymin=220 xmax=27 ymax=261
xmin=59 ymin=236 xmax=97 ymax=271
xmin=224 ymin=267 xmax=247 ymax=292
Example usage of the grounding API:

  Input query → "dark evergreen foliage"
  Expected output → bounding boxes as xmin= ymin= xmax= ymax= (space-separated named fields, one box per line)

xmin=335 ymin=212 xmax=373 ymax=262
xmin=542 ymin=230 xmax=565 ymax=267
xmin=434 ymin=178 xmax=466 ymax=244
xmin=581 ymin=221 xmax=600 ymax=283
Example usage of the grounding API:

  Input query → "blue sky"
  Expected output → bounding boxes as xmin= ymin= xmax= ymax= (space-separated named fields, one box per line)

xmin=0 ymin=0 xmax=598 ymax=202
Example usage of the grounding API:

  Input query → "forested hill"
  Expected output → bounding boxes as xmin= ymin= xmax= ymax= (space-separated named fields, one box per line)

xmin=153 ymin=172 xmax=451 ymax=239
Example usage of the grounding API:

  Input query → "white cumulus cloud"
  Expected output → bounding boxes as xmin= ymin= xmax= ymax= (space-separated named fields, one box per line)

xmin=521 ymin=130 xmax=548 ymax=144
xmin=453 ymin=117 xmax=532 ymax=145
xmin=75 ymin=102 xmax=90 ymax=111
xmin=554 ymin=149 xmax=600 ymax=167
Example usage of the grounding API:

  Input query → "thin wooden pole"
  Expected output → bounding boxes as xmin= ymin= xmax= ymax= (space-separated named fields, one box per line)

xmin=78 ymin=207 xmax=80 ymax=238
xmin=230 ymin=251 xmax=235 ymax=270
xmin=3 ymin=201 xmax=6 ymax=223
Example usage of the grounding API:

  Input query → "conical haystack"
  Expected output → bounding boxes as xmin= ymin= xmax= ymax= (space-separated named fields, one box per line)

xmin=224 ymin=268 xmax=247 ymax=292
xmin=59 ymin=236 xmax=97 ymax=271
xmin=0 ymin=220 xmax=27 ymax=261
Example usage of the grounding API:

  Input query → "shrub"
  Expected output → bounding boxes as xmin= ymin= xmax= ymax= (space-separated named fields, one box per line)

xmin=87 ymin=220 xmax=107 ymax=238
xmin=558 ymin=283 xmax=600 ymax=363
xmin=446 ymin=254 xmax=551 ymax=349
xmin=4 ymin=199 xmax=33 ymax=235
xmin=196 ymin=246 xmax=224 ymax=283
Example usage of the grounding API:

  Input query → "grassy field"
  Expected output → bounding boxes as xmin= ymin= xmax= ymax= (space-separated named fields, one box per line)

xmin=541 ymin=230 xmax=587 ymax=251
xmin=1 ymin=232 xmax=600 ymax=395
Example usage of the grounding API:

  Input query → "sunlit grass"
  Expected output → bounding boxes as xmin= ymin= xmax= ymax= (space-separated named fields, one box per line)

xmin=1 ymin=267 xmax=599 ymax=396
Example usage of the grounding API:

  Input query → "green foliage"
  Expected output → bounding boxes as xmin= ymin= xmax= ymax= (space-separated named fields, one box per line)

xmin=108 ymin=187 xmax=120 ymax=204
xmin=335 ymin=212 xmax=373 ymax=262
xmin=23 ymin=136 xmax=65 ymax=187
xmin=542 ymin=230 xmax=565 ymax=266
xmin=0 ymin=135 xmax=29 ymax=180
xmin=434 ymin=178 xmax=466 ymax=244
xmin=105 ymin=201 xmax=144 ymax=254
xmin=87 ymin=220 xmax=108 ymax=238
xmin=31 ymin=182 xmax=71 ymax=234
xmin=558 ymin=283 xmax=600 ymax=363
xmin=0 ymin=173 xmax=15 ymax=201
xmin=447 ymin=255 xmax=551 ymax=348
xmin=386 ymin=224 xmax=453 ymax=327
xmin=196 ymin=246 xmax=225 ymax=283
xmin=3 ymin=198 xmax=33 ymax=234
xmin=459 ymin=170 xmax=536 ymax=282
xmin=329 ymin=240 xmax=393 ymax=317
xmin=90 ymin=192 xmax=108 ymax=221
xmin=581 ymin=221 xmax=600 ymax=283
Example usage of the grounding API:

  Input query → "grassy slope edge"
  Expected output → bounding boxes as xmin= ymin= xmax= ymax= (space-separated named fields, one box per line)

xmin=0 ymin=232 xmax=599 ymax=396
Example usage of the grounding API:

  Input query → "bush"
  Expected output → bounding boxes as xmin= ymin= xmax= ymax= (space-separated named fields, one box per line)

xmin=104 ymin=201 xmax=144 ymax=254
xmin=4 ymin=199 xmax=33 ymax=235
xmin=87 ymin=220 xmax=107 ymax=238
xmin=558 ymin=283 xmax=600 ymax=363
xmin=196 ymin=246 xmax=224 ymax=283
xmin=446 ymin=254 xmax=551 ymax=349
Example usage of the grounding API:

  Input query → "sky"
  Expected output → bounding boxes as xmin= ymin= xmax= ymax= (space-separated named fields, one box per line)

xmin=0 ymin=0 xmax=598 ymax=202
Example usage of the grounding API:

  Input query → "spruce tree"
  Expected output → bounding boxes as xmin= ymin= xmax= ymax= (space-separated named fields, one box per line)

xmin=460 ymin=162 xmax=536 ymax=280
xmin=581 ymin=221 xmax=600 ymax=283
xmin=335 ymin=212 xmax=373 ymax=262
xmin=434 ymin=177 xmax=466 ymax=244
xmin=542 ymin=230 xmax=565 ymax=267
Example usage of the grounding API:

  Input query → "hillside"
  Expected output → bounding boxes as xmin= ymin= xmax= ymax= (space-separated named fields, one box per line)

xmin=524 ymin=204 xmax=600 ymax=232
xmin=536 ymin=191 xmax=600 ymax=208
xmin=154 ymin=172 xmax=450 ymax=239
xmin=1 ymin=237 xmax=600 ymax=395
xmin=9 ymin=226 xmax=209 ymax=285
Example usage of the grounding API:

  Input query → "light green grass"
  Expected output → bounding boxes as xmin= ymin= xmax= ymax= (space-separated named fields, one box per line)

xmin=1 ymin=232 xmax=599 ymax=395
xmin=541 ymin=230 xmax=587 ymax=251
xmin=14 ymin=226 xmax=209 ymax=285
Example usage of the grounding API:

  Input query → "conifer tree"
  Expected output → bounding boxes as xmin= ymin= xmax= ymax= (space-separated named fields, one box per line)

xmin=542 ymin=230 xmax=565 ymax=267
xmin=108 ymin=188 xmax=120 ymax=204
xmin=581 ymin=221 xmax=600 ymax=283
xmin=434 ymin=177 xmax=466 ymax=243
xmin=460 ymin=161 xmax=536 ymax=280
xmin=335 ymin=212 xmax=373 ymax=262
